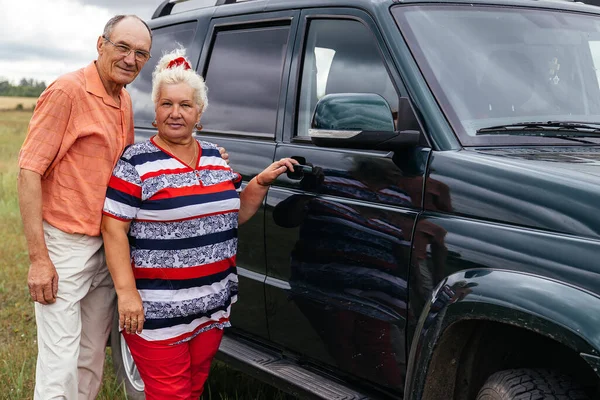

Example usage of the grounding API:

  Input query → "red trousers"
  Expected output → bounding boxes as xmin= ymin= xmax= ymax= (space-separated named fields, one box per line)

xmin=124 ymin=328 xmax=224 ymax=400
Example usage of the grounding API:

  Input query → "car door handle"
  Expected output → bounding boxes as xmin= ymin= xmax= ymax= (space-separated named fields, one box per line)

xmin=293 ymin=164 xmax=314 ymax=174
xmin=287 ymin=156 xmax=314 ymax=180
xmin=287 ymin=163 xmax=314 ymax=180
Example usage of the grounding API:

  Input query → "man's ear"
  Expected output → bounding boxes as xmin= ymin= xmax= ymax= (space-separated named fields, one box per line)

xmin=97 ymin=36 xmax=104 ymax=54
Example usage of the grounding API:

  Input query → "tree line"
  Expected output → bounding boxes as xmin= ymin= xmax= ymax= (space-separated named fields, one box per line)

xmin=0 ymin=78 xmax=46 ymax=97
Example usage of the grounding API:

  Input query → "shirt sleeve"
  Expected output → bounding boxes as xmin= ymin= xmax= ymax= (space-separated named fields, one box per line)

xmin=103 ymin=156 xmax=142 ymax=221
xmin=18 ymin=89 xmax=72 ymax=175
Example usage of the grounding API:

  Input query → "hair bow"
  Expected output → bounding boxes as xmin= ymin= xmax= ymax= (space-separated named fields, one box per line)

xmin=167 ymin=57 xmax=191 ymax=70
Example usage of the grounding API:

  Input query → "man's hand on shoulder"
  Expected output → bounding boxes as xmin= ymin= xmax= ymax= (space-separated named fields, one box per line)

xmin=218 ymin=146 xmax=230 ymax=165
xmin=28 ymin=258 xmax=59 ymax=305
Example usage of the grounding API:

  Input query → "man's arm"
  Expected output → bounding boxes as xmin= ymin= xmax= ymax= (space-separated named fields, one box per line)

xmin=17 ymin=169 xmax=58 ymax=305
xmin=17 ymin=88 xmax=74 ymax=305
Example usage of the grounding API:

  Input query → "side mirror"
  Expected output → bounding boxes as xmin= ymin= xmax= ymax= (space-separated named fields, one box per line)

xmin=309 ymin=93 xmax=420 ymax=150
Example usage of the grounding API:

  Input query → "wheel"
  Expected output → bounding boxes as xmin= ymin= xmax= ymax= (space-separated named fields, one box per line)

xmin=476 ymin=368 xmax=590 ymax=400
xmin=110 ymin=311 xmax=145 ymax=400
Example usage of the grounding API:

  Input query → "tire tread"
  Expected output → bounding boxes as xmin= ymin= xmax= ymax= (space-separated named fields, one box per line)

xmin=476 ymin=368 xmax=589 ymax=400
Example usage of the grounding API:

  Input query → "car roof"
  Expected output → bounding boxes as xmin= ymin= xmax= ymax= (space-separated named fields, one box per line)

xmin=151 ymin=0 xmax=600 ymax=22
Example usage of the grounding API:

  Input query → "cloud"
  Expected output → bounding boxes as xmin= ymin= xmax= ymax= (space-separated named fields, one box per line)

xmin=81 ymin=0 xmax=158 ymax=18
xmin=0 ymin=0 xmax=158 ymax=84
xmin=0 ymin=43 xmax=80 ymax=62
xmin=84 ymin=0 xmax=155 ymax=8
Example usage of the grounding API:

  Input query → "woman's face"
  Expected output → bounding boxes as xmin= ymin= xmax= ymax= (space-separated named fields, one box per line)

xmin=155 ymin=82 xmax=201 ymax=141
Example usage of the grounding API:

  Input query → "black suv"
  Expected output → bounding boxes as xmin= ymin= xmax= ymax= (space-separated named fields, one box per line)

xmin=112 ymin=0 xmax=600 ymax=398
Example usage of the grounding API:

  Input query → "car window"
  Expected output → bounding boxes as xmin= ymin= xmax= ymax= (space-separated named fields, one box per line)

xmin=589 ymin=40 xmax=600 ymax=88
xmin=201 ymin=24 xmax=290 ymax=137
xmin=129 ymin=22 xmax=197 ymax=128
xmin=296 ymin=19 xmax=398 ymax=137
xmin=394 ymin=5 xmax=600 ymax=145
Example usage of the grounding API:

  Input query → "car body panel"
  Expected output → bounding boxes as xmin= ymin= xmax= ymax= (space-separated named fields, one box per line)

xmin=427 ymin=148 xmax=600 ymax=239
xmin=405 ymin=268 xmax=600 ymax=399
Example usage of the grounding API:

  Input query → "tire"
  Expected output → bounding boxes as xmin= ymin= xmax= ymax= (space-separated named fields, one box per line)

xmin=110 ymin=311 xmax=145 ymax=400
xmin=476 ymin=368 xmax=590 ymax=400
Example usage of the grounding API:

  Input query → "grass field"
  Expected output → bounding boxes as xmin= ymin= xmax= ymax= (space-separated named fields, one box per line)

xmin=0 ymin=97 xmax=37 ymax=111
xmin=0 ymin=110 xmax=295 ymax=399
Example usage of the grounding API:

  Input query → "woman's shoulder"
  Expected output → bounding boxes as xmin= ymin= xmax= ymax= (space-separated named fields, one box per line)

xmin=121 ymin=140 xmax=159 ymax=161
xmin=196 ymin=139 xmax=224 ymax=161
xmin=196 ymin=139 xmax=218 ymax=150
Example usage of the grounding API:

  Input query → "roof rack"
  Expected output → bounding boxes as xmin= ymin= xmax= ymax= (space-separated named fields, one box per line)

xmin=152 ymin=0 xmax=253 ymax=19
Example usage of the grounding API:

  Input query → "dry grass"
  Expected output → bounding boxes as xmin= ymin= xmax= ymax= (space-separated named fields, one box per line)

xmin=0 ymin=97 xmax=37 ymax=111
xmin=0 ymin=109 xmax=294 ymax=400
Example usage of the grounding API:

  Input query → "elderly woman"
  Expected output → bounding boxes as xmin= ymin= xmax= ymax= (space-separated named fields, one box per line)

xmin=100 ymin=49 xmax=296 ymax=399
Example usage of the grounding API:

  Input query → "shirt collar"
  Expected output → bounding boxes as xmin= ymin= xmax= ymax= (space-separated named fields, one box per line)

xmin=84 ymin=61 xmax=122 ymax=109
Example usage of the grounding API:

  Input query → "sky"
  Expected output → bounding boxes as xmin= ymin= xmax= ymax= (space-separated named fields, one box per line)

xmin=0 ymin=0 xmax=162 ymax=85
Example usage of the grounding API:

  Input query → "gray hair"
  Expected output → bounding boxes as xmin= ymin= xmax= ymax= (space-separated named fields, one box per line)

xmin=151 ymin=48 xmax=208 ymax=113
xmin=103 ymin=15 xmax=152 ymax=42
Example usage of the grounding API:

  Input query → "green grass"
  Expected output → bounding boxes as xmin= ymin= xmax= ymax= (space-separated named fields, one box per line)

xmin=0 ymin=109 xmax=295 ymax=400
xmin=0 ymin=110 xmax=36 ymax=399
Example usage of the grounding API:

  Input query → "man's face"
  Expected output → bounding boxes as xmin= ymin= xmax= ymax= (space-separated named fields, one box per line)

xmin=97 ymin=18 xmax=152 ymax=87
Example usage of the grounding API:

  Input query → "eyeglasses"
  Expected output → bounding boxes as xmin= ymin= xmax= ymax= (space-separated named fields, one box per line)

xmin=102 ymin=36 xmax=151 ymax=62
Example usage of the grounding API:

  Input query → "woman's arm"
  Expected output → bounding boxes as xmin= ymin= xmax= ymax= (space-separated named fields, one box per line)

xmin=238 ymin=158 xmax=297 ymax=225
xmin=101 ymin=215 xmax=144 ymax=334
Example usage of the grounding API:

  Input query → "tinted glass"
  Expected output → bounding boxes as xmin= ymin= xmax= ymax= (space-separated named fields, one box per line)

xmin=129 ymin=22 xmax=197 ymax=128
xmin=297 ymin=19 xmax=398 ymax=137
xmin=202 ymin=25 xmax=290 ymax=136
xmin=394 ymin=6 xmax=600 ymax=145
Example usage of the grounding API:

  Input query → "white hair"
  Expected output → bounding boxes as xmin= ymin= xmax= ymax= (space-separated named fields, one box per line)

xmin=151 ymin=48 xmax=208 ymax=113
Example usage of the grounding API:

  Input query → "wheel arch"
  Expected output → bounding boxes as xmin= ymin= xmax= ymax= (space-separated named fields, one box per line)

xmin=404 ymin=269 xmax=600 ymax=400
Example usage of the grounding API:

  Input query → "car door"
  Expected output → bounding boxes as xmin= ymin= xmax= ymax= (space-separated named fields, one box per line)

xmin=264 ymin=8 xmax=428 ymax=393
xmin=196 ymin=10 xmax=299 ymax=339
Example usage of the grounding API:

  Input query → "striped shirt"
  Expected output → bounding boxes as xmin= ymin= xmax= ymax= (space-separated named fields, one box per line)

xmin=103 ymin=137 xmax=241 ymax=344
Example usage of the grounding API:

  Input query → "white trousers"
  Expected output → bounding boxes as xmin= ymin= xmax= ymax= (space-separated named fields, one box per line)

xmin=34 ymin=222 xmax=116 ymax=400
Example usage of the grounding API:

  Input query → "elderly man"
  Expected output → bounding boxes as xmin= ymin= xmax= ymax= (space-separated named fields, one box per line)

xmin=17 ymin=15 xmax=152 ymax=400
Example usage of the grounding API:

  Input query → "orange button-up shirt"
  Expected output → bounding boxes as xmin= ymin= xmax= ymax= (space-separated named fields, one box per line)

xmin=19 ymin=62 xmax=135 ymax=236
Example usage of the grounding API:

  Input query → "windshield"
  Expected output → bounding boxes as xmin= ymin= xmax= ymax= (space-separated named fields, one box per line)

xmin=393 ymin=5 xmax=600 ymax=145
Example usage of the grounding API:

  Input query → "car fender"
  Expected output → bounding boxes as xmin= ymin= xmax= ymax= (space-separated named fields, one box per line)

xmin=404 ymin=268 xmax=600 ymax=400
